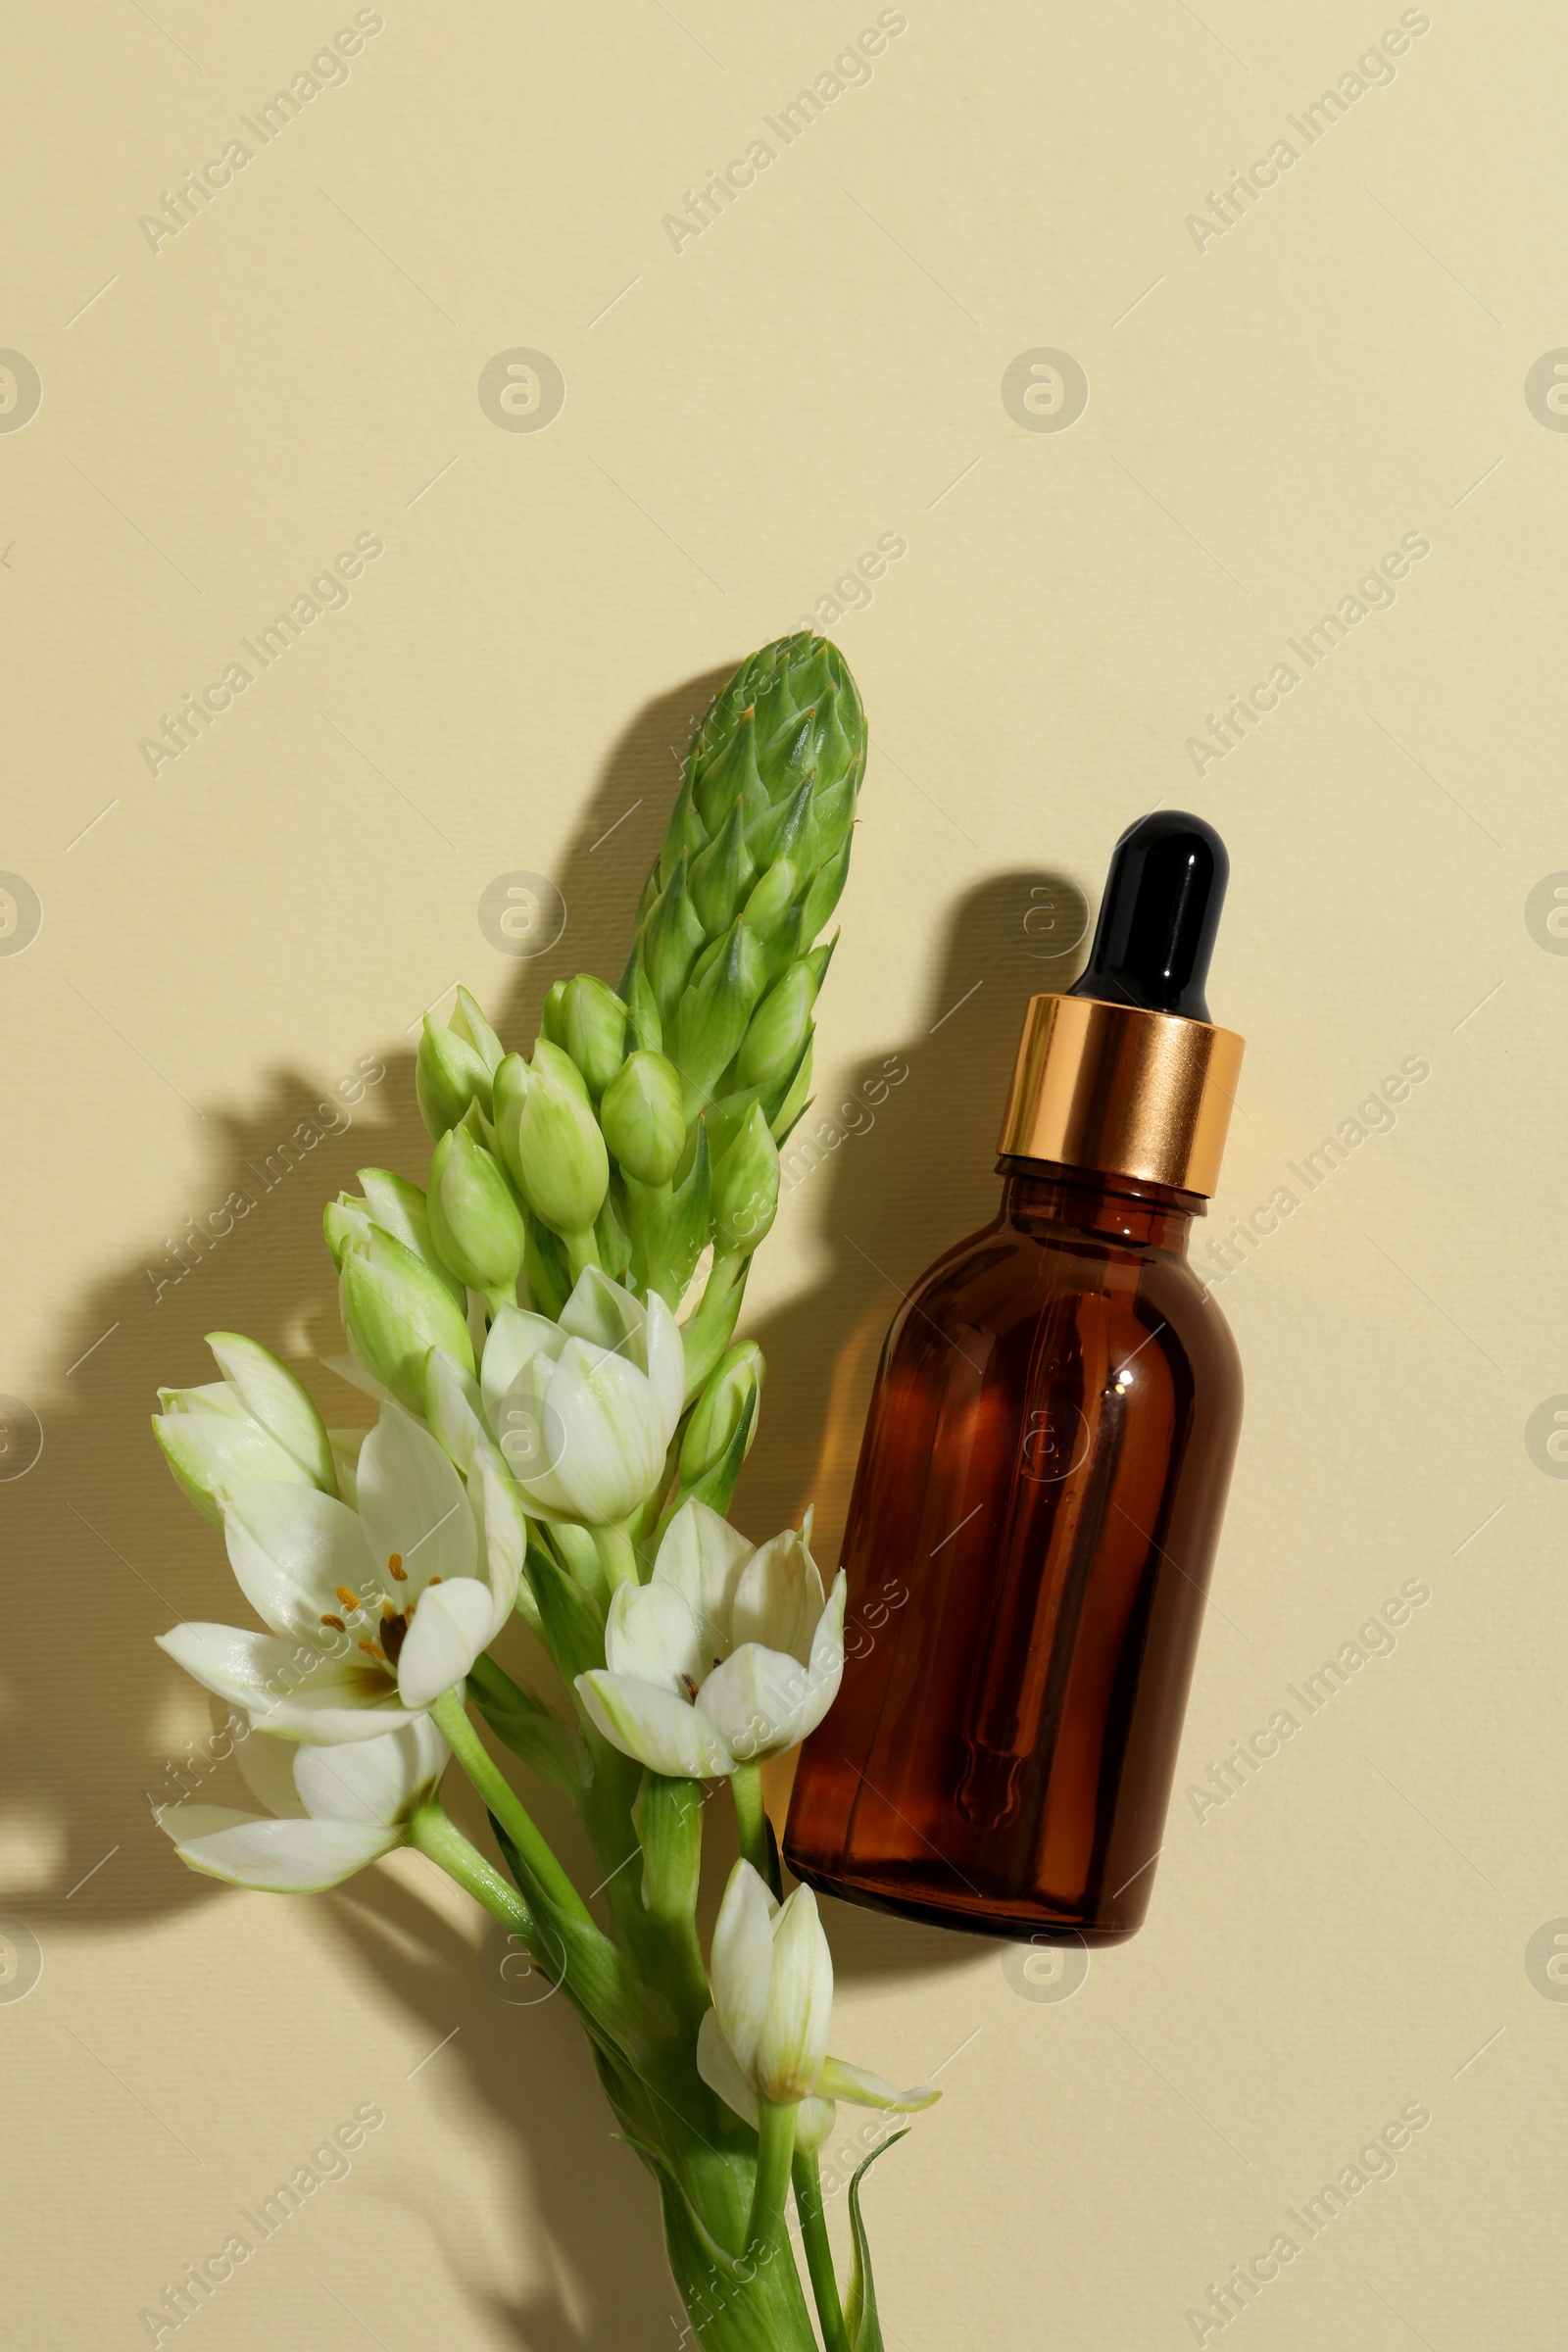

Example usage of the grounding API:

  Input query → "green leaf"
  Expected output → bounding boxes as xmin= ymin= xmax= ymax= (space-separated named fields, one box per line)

xmin=629 ymin=2132 xmax=820 ymax=2351
xmin=845 ymin=2131 xmax=909 ymax=2352
xmin=523 ymin=1532 xmax=607 ymax=1681
xmin=469 ymin=1668 xmax=592 ymax=1798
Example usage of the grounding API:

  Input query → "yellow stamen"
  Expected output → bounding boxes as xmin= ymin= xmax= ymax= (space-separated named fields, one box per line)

xmin=319 ymin=1613 xmax=346 ymax=1633
xmin=335 ymin=1586 xmax=362 ymax=1612
xmin=359 ymin=1639 xmax=386 ymax=1662
xmin=388 ymin=1551 xmax=407 ymax=1582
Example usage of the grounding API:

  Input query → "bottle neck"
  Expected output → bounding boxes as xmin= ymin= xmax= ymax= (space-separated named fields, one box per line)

xmin=996 ymin=1155 xmax=1203 ymax=1252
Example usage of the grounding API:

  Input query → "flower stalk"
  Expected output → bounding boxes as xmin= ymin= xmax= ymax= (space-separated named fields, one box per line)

xmin=147 ymin=635 xmax=932 ymax=2349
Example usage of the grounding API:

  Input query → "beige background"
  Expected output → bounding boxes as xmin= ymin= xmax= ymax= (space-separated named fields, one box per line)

xmin=3 ymin=2 xmax=1564 ymax=2344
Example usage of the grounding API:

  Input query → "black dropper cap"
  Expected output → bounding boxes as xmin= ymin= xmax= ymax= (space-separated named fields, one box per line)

xmin=1067 ymin=811 xmax=1228 ymax=1023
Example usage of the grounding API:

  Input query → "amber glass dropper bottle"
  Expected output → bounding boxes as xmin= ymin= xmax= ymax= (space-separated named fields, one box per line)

xmin=784 ymin=813 xmax=1246 ymax=1944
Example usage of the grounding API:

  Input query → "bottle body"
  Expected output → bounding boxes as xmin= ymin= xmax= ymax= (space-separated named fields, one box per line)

xmin=784 ymin=1161 xmax=1242 ymax=1944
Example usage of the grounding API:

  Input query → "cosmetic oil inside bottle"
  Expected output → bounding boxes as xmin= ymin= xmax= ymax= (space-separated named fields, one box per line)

xmin=784 ymin=813 xmax=1246 ymax=1943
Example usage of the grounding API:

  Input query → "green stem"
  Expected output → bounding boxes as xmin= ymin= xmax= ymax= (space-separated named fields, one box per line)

xmin=591 ymin=1520 xmax=640 ymax=1594
xmin=792 ymin=2149 xmax=852 ymax=2352
xmin=564 ymin=1225 xmax=601 ymax=1281
xmin=408 ymin=1795 xmax=535 ymax=1937
xmin=731 ymin=1762 xmax=777 ymax=1891
xmin=745 ymin=2097 xmax=797 ymax=2264
xmin=431 ymin=1688 xmax=594 ymax=1928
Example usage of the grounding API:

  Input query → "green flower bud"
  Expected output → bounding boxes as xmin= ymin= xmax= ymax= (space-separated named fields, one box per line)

xmin=711 ymin=1102 xmax=779 ymax=1254
xmin=626 ymin=961 xmax=662 ymax=1053
xmin=679 ymin=1341 xmax=763 ymax=1489
xmin=562 ymin=974 xmax=631 ymax=1099
xmin=427 ymin=1125 xmax=526 ymax=1295
xmin=530 ymin=1036 xmax=592 ymax=1102
xmin=323 ymin=1195 xmax=372 ymax=1268
xmin=689 ymin=798 xmax=757 ymax=938
xmin=641 ymin=853 xmax=707 ymax=1026
xmin=735 ymin=959 xmax=819 ymax=1094
xmin=801 ymin=833 xmax=853 ymax=943
xmin=340 ymin=1225 xmax=475 ymax=1412
xmin=625 ymin=1123 xmax=710 ymax=1310
xmin=693 ymin=707 xmax=768 ymax=840
xmin=811 ymin=760 xmax=858 ymax=866
xmin=502 ymin=1063 xmax=610 ymax=1236
xmin=492 ymin=1052 xmax=528 ymax=1181
xmin=769 ymin=1038 xmax=813 ymax=1144
xmin=750 ymin=774 xmax=816 ymax=874
xmin=655 ymin=762 xmax=710 ymax=892
xmin=205 ymin=1331 xmax=337 ymax=1492
xmin=416 ymin=1013 xmax=493 ymax=1138
xmin=540 ymin=977 xmax=569 ymax=1051
xmin=670 ymin=921 xmax=766 ymax=1110
xmin=601 ymin=1051 xmax=686 ymax=1185
xmin=450 ymin=985 xmax=505 ymax=1073
xmin=358 ymin=1167 xmax=466 ymax=1305
xmin=739 ymin=856 xmax=799 ymax=945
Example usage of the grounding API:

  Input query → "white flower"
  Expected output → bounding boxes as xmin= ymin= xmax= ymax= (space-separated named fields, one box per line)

xmin=696 ymin=1862 xmax=938 ymax=2151
xmin=159 ymin=1714 xmax=447 ymax=1891
xmin=425 ymin=1264 xmax=683 ymax=1527
xmin=573 ymin=1499 xmax=846 ymax=1779
xmin=157 ymin=1402 xmax=522 ymax=1742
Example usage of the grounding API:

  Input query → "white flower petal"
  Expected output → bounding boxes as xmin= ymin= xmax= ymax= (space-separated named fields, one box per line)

xmin=697 ymin=1642 xmax=817 ymax=1763
xmin=755 ymin=1886 xmax=833 ymax=2101
xmin=814 ymin=2055 xmax=939 ymax=2113
xmin=494 ymin=1355 xmax=578 ymax=1518
xmin=221 ymin=1485 xmax=371 ymax=1642
xmin=205 ymin=1333 xmax=336 ymax=1490
xmin=653 ymin=1499 xmax=754 ymax=1664
xmin=472 ymin=1444 xmax=525 ymax=1633
xmin=796 ymin=1573 xmax=848 ymax=1742
xmin=696 ymin=2008 xmax=760 ymax=2131
xmin=327 ymin=1429 xmax=366 ymax=1509
xmin=559 ymin=1273 xmax=683 ymax=1449
xmin=640 ymin=1289 xmax=686 ymax=1446
xmin=574 ymin=1671 xmax=734 ymax=1779
xmin=424 ymin=1348 xmax=488 ymax=1476
xmin=546 ymin=1341 xmax=666 ymax=1523
xmin=395 ymin=1581 xmax=496 ymax=1708
xmin=731 ymin=1527 xmax=826 ymax=1664
xmin=162 ymin=1806 xmax=401 ymax=1891
xmin=156 ymin=1410 xmax=312 ymax=1524
xmin=157 ymin=1623 xmax=416 ymax=1743
xmin=293 ymin=1715 xmax=447 ymax=1825
xmin=357 ymin=1401 xmax=477 ymax=1592
xmin=480 ymin=1303 xmax=564 ymax=1427
xmin=233 ymin=1723 xmax=309 ymax=1818
xmin=603 ymin=1579 xmax=704 ymax=1695
xmin=159 ymin=1381 xmax=249 ymax=1420
xmin=710 ymin=1859 xmax=779 ymax=2075
xmin=559 ymin=1264 xmax=643 ymax=1354
xmin=320 ymin=1351 xmax=392 ymax=1407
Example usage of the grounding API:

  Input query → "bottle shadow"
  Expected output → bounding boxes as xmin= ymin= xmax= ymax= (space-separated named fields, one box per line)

xmin=6 ymin=662 xmax=1087 ymax=2344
